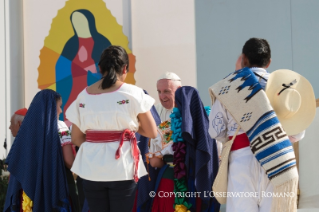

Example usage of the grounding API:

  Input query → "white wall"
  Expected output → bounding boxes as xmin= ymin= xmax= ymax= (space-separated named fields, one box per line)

xmin=132 ymin=0 xmax=197 ymax=104
xmin=0 ymin=1 xmax=6 ymax=159
xmin=24 ymin=0 xmax=66 ymax=107
xmin=0 ymin=0 xmax=25 ymax=158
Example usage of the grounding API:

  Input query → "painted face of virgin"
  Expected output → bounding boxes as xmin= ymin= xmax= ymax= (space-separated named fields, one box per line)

xmin=71 ymin=12 xmax=91 ymax=38
xmin=57 ymin=99 xmax=63 ymax=120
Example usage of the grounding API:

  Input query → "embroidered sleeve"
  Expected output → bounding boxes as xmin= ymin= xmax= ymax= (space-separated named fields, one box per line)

xmin=148 ymin=129 xmax=163 ymax=154
xmin=208 ymin=99 xmax=228 ymax=142
xmin=59 ymin=130 xmax=72 ymax=147
xmin=58 ymin=121 xmax=72 ymax=147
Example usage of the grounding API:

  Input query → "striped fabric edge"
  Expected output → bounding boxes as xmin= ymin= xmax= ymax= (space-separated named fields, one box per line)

xmin=269 ymin=166 xmax=298 ymax=186
xmin=263 ymin=151 xmax=296 ymax=175
xmin=260 ymin=147 xmax=294 ymax=165
xmin=246 ymin=111 xmax=276 ymax=137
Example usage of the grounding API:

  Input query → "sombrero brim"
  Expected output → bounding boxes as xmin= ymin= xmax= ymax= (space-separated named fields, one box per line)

xmin=265 ymin=69 xmax=316 ymax=136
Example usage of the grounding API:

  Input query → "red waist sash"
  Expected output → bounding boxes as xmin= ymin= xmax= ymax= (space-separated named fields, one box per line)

xmin=86 ymin=129 xmax=140 ymax=182
xmin=229 ymin=133 xmax=250 ymax=151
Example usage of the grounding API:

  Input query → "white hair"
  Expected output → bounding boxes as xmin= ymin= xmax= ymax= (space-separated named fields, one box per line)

xmin=13 ymin=114 xmax=25 ymax=124
xmin=158 ymin=72 xmax=181 ymax=81
xmin=157 ymin=72 xmax=182 ymax=88
xmin=172 ymin=80 xmax=182 ymax=87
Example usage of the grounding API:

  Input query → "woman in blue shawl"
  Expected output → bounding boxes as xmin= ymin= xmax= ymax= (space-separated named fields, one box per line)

xmin=4 ymin=89 xmax=71 ymax=212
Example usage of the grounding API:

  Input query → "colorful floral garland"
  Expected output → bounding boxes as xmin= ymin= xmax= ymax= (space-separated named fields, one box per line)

xmin=22 ymin=191 xmax=33 ymax=212
xmin=170 ymin=107 xmax=191 ymax=212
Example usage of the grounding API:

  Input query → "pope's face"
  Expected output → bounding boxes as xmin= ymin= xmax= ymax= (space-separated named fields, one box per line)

xmin=157 ymin=79 xmax=179 ymax=110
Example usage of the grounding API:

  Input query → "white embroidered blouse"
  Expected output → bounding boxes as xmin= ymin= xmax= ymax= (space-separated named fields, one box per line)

xmin=58 ymin=120 xmax=72 ymax=147
xmin=65 ymin=83 xmax=155 ymax=181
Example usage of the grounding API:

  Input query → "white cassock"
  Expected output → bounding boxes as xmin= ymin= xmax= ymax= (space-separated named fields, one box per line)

xmin=155 ymin=104 xmax=173 ymax=122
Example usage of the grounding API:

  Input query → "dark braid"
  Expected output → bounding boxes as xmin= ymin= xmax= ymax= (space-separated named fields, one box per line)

xmin=98 ymin=46 xmax=129 ymax=89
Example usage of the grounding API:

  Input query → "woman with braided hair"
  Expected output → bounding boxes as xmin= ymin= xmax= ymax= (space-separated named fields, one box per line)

xmin=66 ymin=45 xmax=157 ymax=212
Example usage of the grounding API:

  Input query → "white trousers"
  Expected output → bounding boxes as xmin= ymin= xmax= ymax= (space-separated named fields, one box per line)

xmin=226 ymin=147 xmax=273 ymax=212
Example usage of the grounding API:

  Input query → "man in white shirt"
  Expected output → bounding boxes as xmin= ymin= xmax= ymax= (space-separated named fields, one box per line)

xmin=155 ymin=72 xmax=182 ymax=121
xmin=209 ymin=38 xmax=304 ymax=212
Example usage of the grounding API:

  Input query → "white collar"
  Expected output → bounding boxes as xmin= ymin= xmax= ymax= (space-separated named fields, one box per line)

xmin=250 ymin=67 xmax=268 ymax=75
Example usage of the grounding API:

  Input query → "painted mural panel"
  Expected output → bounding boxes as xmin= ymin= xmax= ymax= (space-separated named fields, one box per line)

xmin=37 ymin=0 xmax=136 ymax=123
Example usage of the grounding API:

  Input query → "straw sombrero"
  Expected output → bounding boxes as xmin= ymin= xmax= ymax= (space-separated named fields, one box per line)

xmin=265 ymin=69 xmax=316 ymax=136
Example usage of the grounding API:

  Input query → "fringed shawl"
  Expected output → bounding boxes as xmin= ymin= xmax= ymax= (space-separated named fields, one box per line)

xmin=209 ymin=68 xmax=298 ymax=212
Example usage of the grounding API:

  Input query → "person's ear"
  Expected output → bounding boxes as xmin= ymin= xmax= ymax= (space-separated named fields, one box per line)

xmin=17 ymin=120 xmax=22 ymax=127
xmin=242 ymin=54 xmax=250 ymax=67
xmin=122 ymin=65 xmax=127 ymax=74
xmin=235 ymin=54 xmax=243 ymax=70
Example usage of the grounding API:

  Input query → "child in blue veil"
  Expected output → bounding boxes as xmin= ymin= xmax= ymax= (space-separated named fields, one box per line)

xmin=4 ymin=89 xmax=72 ymax=212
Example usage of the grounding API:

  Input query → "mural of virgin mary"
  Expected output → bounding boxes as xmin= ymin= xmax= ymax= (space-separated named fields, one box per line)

xmin=55 ymin=9 xmax=111 ymax=121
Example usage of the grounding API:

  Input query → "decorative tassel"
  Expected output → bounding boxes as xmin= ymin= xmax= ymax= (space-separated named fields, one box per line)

xmin=271 ymin=177 xmax=298 ymax=212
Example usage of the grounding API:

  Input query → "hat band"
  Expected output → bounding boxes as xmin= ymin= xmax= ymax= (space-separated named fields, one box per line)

xmin=278 ymin=79 xmax=297 ymax=95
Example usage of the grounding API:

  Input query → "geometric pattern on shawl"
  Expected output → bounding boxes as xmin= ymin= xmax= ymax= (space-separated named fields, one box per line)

xmin=5 ymin=89 xmax=70 ymax=212
xmin=175 ymin=86 xmax=220 ymax=212
xmin=208 ymin=67 xmax=298 ymax=188
xmin=135 ymin=90 xmax=161 ymax=212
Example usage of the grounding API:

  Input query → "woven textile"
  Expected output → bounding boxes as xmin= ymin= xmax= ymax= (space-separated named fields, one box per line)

xmin=209 ymin=67 xmax=298 ymax=186
xmin=175 ymin=86 xmax=220 ymax=212
xmin=209 ymin=68 xmax=298 ymax=211
xmin=5 ymin=89 xmax=70 ymax=212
